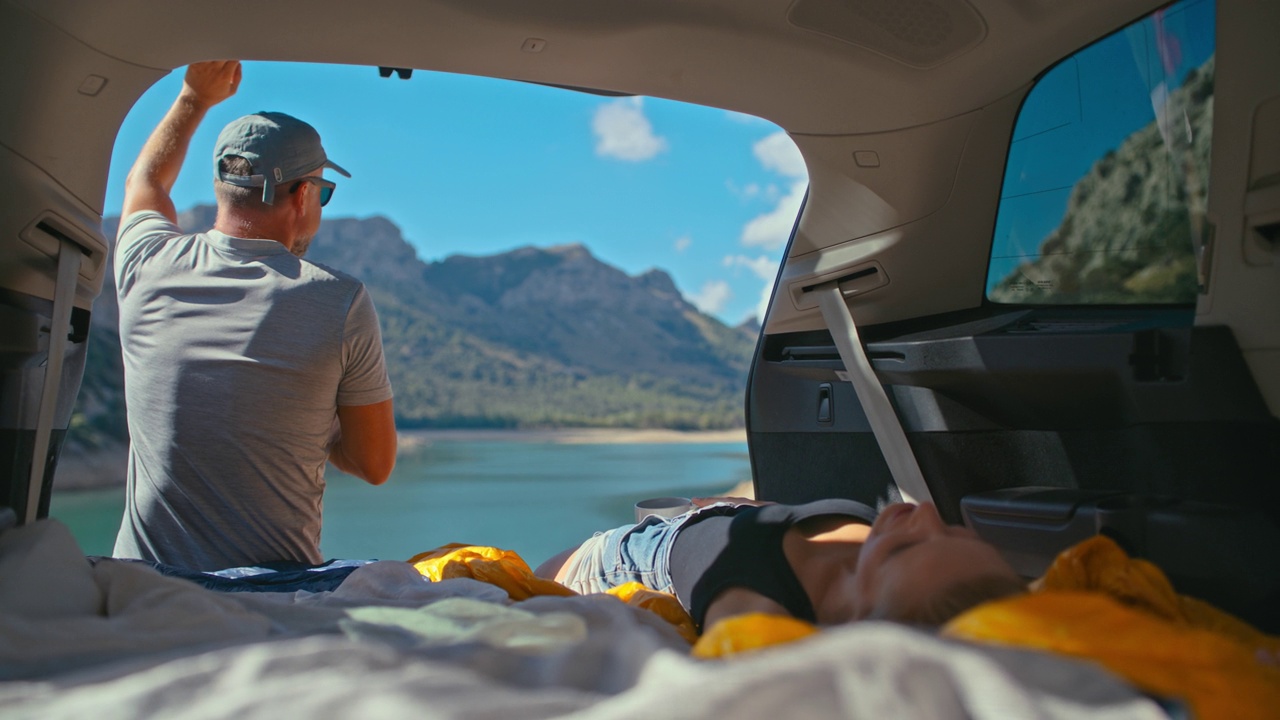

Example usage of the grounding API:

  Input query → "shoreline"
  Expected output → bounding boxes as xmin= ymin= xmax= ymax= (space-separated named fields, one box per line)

xmin=397 ymin=427 xmax=746 ymax=450
xmin=55 ymin=428 xmax=749 ymax=492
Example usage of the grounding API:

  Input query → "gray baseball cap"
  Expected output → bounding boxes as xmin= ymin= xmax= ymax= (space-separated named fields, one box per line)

xmin=213 ymin=111 xmax=350 ymax=204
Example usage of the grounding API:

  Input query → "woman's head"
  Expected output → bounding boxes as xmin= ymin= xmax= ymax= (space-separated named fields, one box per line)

xmin=850 ymin=502 xmax=1025 ymax=626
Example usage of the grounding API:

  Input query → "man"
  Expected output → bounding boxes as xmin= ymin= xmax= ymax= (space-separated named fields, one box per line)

xmin=112 ymin=61 xmax=396 ymax=570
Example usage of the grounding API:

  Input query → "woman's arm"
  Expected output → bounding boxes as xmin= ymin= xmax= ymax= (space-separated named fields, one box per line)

xmin=702 ymin=587 xmax=792 ymax=628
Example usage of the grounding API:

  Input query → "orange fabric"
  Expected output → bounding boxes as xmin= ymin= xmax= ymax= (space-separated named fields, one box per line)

xmin=1034 ymin=534 xmax=1279 ymax=652
xmin=407 ymin=545 xmax=696 ymax=642
xmin=691 ymin=612 xmax=819 ymax=659
xmin=944 ymin=591 xmax=1280 ymax=720
xmin=605 ymin=582 xmax=698 ymax=643
xmin=945 ymin=535 xmax=1280 ymax=720
xmin=408 ymin=543 xmax=575 ymax=601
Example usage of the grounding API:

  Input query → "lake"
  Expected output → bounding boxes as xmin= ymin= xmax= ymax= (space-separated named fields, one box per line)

xmin=49 ymin=431 xmax=752 ymax=569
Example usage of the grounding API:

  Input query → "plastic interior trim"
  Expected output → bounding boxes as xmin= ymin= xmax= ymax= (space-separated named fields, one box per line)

xmin=814 ymin=280 xmax=931 ymax=504
xmin=26 ymin=239 xmax=81 ymax=524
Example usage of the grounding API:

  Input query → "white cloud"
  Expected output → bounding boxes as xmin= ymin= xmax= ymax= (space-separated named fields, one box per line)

xmin=728 ymin=133 xmax=806 ymax=253
xmin=753 ymin=286 xmax=773 ymax=325
xmin=725 ymin=180 xmax=764 ymax=200
xmin=688 ymin=280 xmax=732 ymax=316
xmin=674 ymin=235 xmax=692 ymax=253
xmin=740 ymin=180 xmax=806 ymax=250
xmin=725 ymin=254 xmax=781 ymax=323
xmin=726 ymin=254 xmax=778 ymax=280
xmin=724 ymin=110 xmax=769 ymax=124
xmin=592 ymin=97 xmax=668 ymax=161
xmin=752 ymin=131 xmax=807 ymax=179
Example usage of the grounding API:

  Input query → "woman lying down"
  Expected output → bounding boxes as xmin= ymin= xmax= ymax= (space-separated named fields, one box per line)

xmin=536 ymin=498 xmax=1280 ymax=720
xmin=536 ymin=498 xmax=1024 ymax=632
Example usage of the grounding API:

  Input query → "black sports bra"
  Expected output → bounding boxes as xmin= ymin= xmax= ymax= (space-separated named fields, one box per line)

xmin=668 ymin=499 xmax=878 ymax=629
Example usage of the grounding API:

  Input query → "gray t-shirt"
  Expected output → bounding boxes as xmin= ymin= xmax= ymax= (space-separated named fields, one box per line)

xmin=111 ymin=211 xmax=393 ymax=569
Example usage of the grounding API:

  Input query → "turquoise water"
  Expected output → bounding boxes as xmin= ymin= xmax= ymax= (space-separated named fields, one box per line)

xmin=49 ymin=438 xmax=751 ymax=568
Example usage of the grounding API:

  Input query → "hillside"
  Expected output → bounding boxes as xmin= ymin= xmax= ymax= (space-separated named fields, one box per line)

xmin=988 ymin=57 xmax=1213 ymax=303
xmin=67 ymin=210 xmax=756 ymax=468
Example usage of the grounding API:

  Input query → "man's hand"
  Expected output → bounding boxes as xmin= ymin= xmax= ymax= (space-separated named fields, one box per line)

xmin=181 ymin=61 xmax=242 ymax=108
xmin=123 ymin=60 xmax=243 ymax=221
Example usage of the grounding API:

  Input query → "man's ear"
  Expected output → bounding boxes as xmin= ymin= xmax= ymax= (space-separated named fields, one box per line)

xmin=287 ymin=181 xmax=309 ymax=217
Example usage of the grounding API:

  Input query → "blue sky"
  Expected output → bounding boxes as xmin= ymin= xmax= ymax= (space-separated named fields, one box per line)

xmin=105 ymin=63 xmax=806 ymax=326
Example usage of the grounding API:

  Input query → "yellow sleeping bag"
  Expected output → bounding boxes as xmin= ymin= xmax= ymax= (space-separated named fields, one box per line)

xmin=410 ymin=543 xmax=576 ymax=601
xmin=943 ymin=535 xmax=1280 ymax=720
xmin=407 ymin=544 xmax=697 ymax=642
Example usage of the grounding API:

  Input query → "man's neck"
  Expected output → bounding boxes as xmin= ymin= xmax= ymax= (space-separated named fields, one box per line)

xmin=214 ymin=209 xmax=293 ymax=251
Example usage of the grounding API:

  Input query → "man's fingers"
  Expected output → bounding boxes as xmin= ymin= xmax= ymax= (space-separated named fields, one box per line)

xmin=183 ymin=60 xmax=242 ymax=104
xmin=213 ymin=60 xmax=240 ymax=82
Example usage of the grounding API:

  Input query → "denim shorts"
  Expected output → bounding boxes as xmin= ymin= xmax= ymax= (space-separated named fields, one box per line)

xmin=558 ymin=511 xmax=696 ymax=595
xmin=558 ymin=503 xmax=741 ymax=596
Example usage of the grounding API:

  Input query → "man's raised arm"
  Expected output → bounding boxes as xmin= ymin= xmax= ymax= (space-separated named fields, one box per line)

xmin=123 ymin=61 xmax=241 ymax=221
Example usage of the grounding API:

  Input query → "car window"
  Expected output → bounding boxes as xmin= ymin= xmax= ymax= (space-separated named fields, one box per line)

xmin=986 ymin=0 xmax=1215 ymax=305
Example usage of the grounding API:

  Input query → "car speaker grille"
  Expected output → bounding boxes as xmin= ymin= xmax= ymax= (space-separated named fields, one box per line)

xmin=787 ymin=0 xmax=987 ymax=68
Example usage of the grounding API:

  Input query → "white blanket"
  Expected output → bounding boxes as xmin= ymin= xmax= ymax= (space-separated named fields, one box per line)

xmin=0 ymin=520 xmax=1172 ymax=719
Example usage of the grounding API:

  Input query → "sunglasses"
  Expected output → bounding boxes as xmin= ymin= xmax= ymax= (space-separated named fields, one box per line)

xmin=290 ymin=176 xmax=337 ymax=207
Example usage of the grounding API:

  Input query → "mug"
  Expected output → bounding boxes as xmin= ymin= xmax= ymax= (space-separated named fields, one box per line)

xmin=634 ymin=496 xmax=694 ymax=522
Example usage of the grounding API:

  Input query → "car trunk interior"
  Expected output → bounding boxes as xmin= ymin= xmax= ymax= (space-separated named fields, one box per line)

xmin=1 ymin=0 xmax=1277 ymax=636
xmin=745 ymin=0 xmax=1280 ymax=632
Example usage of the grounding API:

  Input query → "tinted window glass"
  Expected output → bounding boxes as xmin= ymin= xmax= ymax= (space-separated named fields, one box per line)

xmin=986 ymin=0 xmax=1215 ymax=304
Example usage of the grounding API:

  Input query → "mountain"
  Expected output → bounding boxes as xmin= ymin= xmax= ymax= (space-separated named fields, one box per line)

xmin=68 ymin=210 xmax=756 ymax=465
xmin=988 ymin=57 xmax=1214 ymax=303
xmin=301 ymin=212 xmax=755 ymax=428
